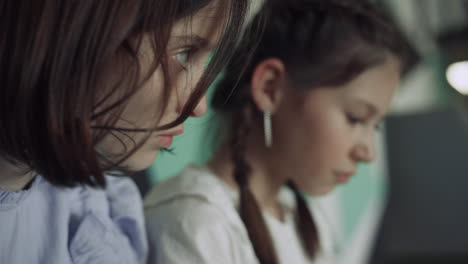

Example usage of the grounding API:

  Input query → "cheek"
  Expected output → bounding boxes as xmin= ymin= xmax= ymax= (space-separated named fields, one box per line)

xmin=96 ymin=129 xmax=158 ymax=170
xmin=183 ymin=54 xmax=211 ymax=92
xmin=96 ymin=74 xmax=166 ymax=155
xmin=119 ymin=69 xmax=166 ymax=127
xmin=298 ymin=108 xmax=351 ymax=164
xmin=166 ymin=55 xmax=207 ymax=109
xmin=97 ymin=130 xmax=151 ymax=155
xmin=315 ymin=120 xmax=351 ymax=161
xmin=121 ymin=143 xmax=159 ymax=170
xmin=277 ymin=106 xmax=353 ymax=192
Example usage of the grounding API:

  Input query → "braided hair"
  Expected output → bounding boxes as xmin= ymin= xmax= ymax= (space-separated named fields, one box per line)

xmin=212 ymin=0 xmax=407 ymax=263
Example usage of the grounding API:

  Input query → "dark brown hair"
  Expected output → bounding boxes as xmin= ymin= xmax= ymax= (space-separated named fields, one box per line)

xmin=212 ymin=0 xmax=407 ymax=263
xmin=0 ymin=0 xmax=249 ymax=187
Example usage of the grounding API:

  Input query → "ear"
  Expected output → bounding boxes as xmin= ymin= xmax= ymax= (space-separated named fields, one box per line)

xmin=250 ymin=58 xmax=287 ymax=114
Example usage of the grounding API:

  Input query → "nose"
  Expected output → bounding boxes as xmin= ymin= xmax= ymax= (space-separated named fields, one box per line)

xmin=351 ymin=133 xmax=377 ymax=163
xmin=191 ymin=96 xmax=207 ymax=117
xmin=176 ymin=94 xmax=208 ymax=117
xmin=176 ymin=64 xmax=208 ymax=117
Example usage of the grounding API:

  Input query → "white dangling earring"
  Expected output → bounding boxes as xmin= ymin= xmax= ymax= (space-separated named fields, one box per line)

xmin=264 ymin=110 xmax=272 ymax=148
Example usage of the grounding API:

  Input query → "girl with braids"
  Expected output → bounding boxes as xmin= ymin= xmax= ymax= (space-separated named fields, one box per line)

xmin=144 ymin=0 xmax=407 ymax=263
xmin=0 ymin=0 xmax=252 ymax=263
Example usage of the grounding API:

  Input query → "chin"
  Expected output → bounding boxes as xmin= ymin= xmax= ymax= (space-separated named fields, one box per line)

xmin=122 ymin=149 xmax=158 ymax=171
xmin=302 ymin=183 xmax=336 ymax=197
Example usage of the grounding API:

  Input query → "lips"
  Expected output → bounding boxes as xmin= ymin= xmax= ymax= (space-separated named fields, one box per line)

xmin=156 ymin=127 xmax=184 ymax=148
xmin=157 ymin=136 xmax=173 ymax=148
xmin=335 ymin=171 xmax=354 ymax=183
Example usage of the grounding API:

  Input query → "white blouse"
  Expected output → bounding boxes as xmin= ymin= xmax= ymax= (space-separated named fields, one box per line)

xmin=144 ymin=166 xmax=337 ymax=264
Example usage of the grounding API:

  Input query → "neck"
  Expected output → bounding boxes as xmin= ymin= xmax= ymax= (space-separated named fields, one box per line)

xmin=0 ymin=158 xmax=35 ymax=191
xmin=208 ymin=128 xmax=287 ymax=220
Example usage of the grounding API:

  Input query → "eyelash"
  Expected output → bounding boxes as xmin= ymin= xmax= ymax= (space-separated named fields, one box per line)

xmin=160 ymin=148 xmax=176 ymax=155
xmin=347 ymin=114 xmax=364 ymax=125
xmin=374 ymin=122 xmax=383 ymax=131
xmin=347 ymin=114 xmax=382 ymax=131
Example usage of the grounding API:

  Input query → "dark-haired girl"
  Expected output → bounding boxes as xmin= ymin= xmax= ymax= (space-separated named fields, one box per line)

xmin=0 ymin=0 xmax=251 ymax=263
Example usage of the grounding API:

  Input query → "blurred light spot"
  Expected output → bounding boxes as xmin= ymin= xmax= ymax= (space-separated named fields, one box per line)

xmin=447 ymin=61 xmax=468 ymax=95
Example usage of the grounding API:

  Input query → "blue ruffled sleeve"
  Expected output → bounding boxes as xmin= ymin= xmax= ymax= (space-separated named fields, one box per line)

xmin=69 ymin=176 xmax=148 ymax=264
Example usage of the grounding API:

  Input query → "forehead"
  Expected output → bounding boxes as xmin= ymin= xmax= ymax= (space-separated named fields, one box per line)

xmin=334 ymin=56 xmax=401 ymax=107
xmin=295 ymin=55 xmax=401 ymax=114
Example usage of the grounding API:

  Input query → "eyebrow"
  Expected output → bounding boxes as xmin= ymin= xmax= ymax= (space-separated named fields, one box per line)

xmin=353 ymin=99 xmax=380 ymax=117
xmin=170 ymin=35 xmax=210 ymax=48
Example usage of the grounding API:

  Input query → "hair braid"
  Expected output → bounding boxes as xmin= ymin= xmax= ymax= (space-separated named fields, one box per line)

xmin=287 ymin=180 xmax=320 ymax=259
xmin=231 ymin=106 xmax=279 ymax=264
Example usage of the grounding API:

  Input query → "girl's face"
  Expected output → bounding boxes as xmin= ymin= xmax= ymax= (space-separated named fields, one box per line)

xmin=97 ymin=1 xmax=225 ymax=170
xmin=274 ymin=55 xmax=400 ymax=195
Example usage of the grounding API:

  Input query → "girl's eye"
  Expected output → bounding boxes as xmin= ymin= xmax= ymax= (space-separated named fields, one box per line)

xmin=174 ymin=50 xmax=189 ymax=65
xmin=375 ymin=122 xmax=382 ymax=131
xmin=347 ymin=114 xmax=363 ymax=125
xmin=175 ymin=51 xmax=189 ymax=65
xmin=347 ymin=112 xmax=383 ymax=131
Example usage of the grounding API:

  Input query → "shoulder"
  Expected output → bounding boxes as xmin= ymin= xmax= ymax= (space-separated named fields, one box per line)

xmin=105 ymin=174 xmax=141 ymax=199
xmin=15 ymin=175 xmax=146 ymax=263
xmin=144 ymin=166 xmax=234 ymax=212
xmin=146 ymin=192 xmax=231 ymax=230
xmin=306 ymin=195 xmax=340 ymax=261
xmin=103 ymin=175 xmax=144 ymax=221
xmin=144 ymin=166 xmax=237 ymax=234
xmin=144 ymin=167 xmax=245 ymax=264
xmin=65 ymin=175 xmax=144 ymax=224
xmin=145 ymin=196 xmax=241 ymax=264
xmin=69 ymin=175 xmax=147 ymax=264
xmin=145 ymin=195 xmax=233 ymax=248
xmin=21 ymin=175 xmax=146 ymax=263
xmin=37 ymin=174 xmax=142 ymax=214
xmin=280 ymin=187 xmax=339 ymax=261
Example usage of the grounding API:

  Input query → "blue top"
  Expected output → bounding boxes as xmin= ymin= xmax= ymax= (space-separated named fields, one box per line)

xmin=0 ymin=175 xmax=148 ymax=264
